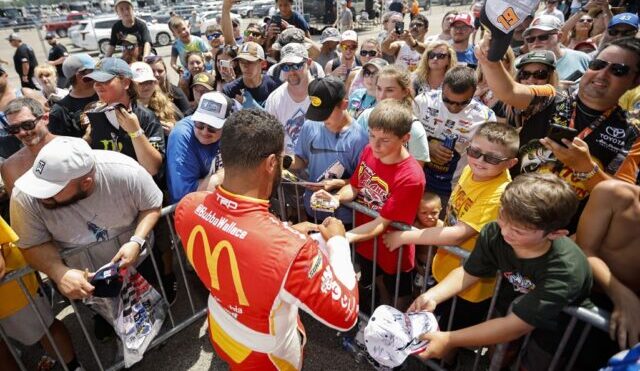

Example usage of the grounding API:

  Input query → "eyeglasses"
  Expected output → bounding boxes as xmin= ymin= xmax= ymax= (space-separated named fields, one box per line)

xmin=194 ymin=121 xmax=221 ymax=134
xmin=466 ymin=146 xmax=510 ymax=165
xmin=363 ymin=68 xmax=378 ymax=78
xmin=452 ymin=25 xmax=471 ymax=31
xmin=244 ymin=30 xmax=262 ymax=38
xmin=578 ymin=18 xmax=593 ymax=23
xmin=524 ymin=33 xmax=556 ymax=44
xmin=360 ymin=50 xmax=377 ymax=57
xmin=428 ymin=51 xmax=449 ymax=60
xmin=442 ymin=96 xmax=471 ymax=107
xmin=6 ymin=116 xmax=41 ymax=135
xmin=410 ymin=22 xmax=426 ymax=29
xmin=517 ymin=68 xmax=550 ymax=80
xmin=607 ymin=28 xmax=637 ymax=37
xmin=207 ymin=32 xmax=222 ymax=40
xmin=281 ymin=61 xmax=305 ymax=72
xmin=340 ymin=44 xmax=357 ymax=51
xmin=588 ymin=58 xmax=633 ymax=77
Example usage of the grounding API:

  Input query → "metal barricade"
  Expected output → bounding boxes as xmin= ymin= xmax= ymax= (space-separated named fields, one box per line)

xmin=275 ymin=182 xmax=614 ymax=371
xmin=0 ymin=204 xmax=207 ymax=371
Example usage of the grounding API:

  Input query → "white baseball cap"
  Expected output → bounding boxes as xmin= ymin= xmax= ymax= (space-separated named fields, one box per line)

xmin=131 ymin=62 xmax=156 ymax=83
xmin=364 ymin=305 xmax=439 ymax=368
xmin=15 ymin=137 xmax=95 ymax=199
xmin=192 ymin=92 xmax=234 ymax=129
xmin=341 ymin=30 xmax=358 ymax=43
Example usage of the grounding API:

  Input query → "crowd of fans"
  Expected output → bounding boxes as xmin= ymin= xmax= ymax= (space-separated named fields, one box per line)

xmin=0 ymin=0 xmax=639 ymax=369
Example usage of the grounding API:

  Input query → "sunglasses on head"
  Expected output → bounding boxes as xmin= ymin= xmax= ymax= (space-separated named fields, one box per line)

xmin=207 ymin=32 xmax=222 ymax=40
xmin=341 ymin=44 xmax=357 ymax=51
xmin=363 ymin=68 xmax=378 ymax=77
xmin=517 ymin=68 xmax=550 ymax=80
xmin=194 ymin=121 xmax=221 ymax=134
xmin=442 ymin=96 xmax=471 ymax=107
xmin=244 ymin=30 xmax=262 ymax=38
xmin=360 ymin=50 xmax=377 ymax=57
xmin=281 ymin=61 xmax=305 ymax=72
xmin=6 ymin=116 xmax=41 ymax=135
xmin=608 ymin=28 xmax=637 ymax=37
xmin=588 ymin=58 xmax=633 ymax=77
xmin=524 ymin=33 xmax=556 ymax=44
xmin=466 ymin=146 xmax=510 ymax=165
xmin=428 ymin=51 xmax=449 ymax=60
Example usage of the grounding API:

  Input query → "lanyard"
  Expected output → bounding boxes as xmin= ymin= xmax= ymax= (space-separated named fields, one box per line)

xmin=568 ymin=99 xmax=615 ymax=140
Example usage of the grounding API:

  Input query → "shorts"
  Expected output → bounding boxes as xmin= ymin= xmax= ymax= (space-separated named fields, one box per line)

xmin=0 ymin=290 xmax=54 ymax=346
xmin=357 ymin=254 xmax=413 ymax=313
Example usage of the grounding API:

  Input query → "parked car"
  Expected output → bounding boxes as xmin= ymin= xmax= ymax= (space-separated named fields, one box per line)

xmin=44 ymin=11 xmax=90 ymax=38
xmin=69 ymin=15 xmax=174 ymax=54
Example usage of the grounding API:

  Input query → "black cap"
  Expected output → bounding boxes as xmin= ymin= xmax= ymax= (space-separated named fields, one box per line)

xmin=516 ymin=50 xmax=556 ymax=69
xmin=90 ymin=263 xmax=123 ymax=297
xmin=306 ymin=77 xmax=345 ymax=122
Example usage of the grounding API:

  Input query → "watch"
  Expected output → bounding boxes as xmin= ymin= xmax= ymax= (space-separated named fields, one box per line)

xmin=129 ymin=235 xmax=146 ymax=248
xmin=573 ymin=163 xmax=599 ymax=181
xmin=128 ymin=128 xmax=145 ymax=139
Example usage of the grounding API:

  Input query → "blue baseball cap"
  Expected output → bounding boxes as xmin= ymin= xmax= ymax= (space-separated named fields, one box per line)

xmin=62 ymin=53 xmax=96 ymax=78
xmin=83 ymin=57 xmax=133 ymax=82
xmin=608 ymin=13 xmax=639 ymax=29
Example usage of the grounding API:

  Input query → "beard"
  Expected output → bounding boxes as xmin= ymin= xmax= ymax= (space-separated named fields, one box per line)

xmin=41 ymin=189 xmax=89 ymax=209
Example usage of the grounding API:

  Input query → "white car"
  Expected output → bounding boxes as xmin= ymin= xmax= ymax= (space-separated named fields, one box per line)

xmin=69 ymin=15 xmax=174 ymax=54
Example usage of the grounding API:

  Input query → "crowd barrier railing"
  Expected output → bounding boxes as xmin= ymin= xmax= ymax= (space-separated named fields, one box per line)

xmin=276 ymin=182 xmax=613 ymax=371
xmin=0 ymin=204 xmax=207 ymax=371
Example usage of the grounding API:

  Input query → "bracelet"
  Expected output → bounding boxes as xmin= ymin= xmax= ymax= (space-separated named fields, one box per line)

xmin=128 ymin=128 xmax=144 ymax=139
xmin=129 ymin=235 xmax=146 ymax=248
xmin=573 ymin=163 xmax=599 ymax=181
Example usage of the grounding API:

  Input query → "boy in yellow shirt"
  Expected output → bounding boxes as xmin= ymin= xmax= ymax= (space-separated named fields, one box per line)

xmin=383 ymin=121 xmax=518 ymax=331
xmin=0 ymin=217 xmax=80 ymax=370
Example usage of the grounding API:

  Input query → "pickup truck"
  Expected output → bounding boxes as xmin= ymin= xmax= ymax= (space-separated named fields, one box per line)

xmin=44 ymin=11 xmax=89 ymax=38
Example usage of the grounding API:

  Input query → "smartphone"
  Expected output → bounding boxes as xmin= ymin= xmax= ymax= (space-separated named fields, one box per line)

xmin=565 ymin=70 xmax=584 ymax=82
xmin=546 ymin=124 xmax=578 ymax=146
xmin=395 ymin=21 xmax=404 ymax=34
xmin=271 ymin=14 xmax=282 ymax=27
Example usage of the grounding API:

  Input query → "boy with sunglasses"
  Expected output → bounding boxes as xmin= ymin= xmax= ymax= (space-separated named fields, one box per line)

xmin=168 ymin=16 xmax=210 ymax=77
xmin=384 ymin=122 xmax=519 ymax=331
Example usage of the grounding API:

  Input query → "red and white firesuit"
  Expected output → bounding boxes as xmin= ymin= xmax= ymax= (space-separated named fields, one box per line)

xmin=174 ymin=187 xmax=359 ymax=370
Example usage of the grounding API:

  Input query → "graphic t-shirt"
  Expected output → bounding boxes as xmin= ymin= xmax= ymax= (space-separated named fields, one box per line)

xmin=223 ymin=74 xmax=281 ymax=108
xmin=396 ymin=42 xmax=421 ymax=72
xmin=464 ymin=222 xmax=593 ymax=329
xmin=171 ymin=36 xmax=210 ymax=67
xmin=295 ymin=120 xmax=368 ymax=223
xmin=432 ymin=166 xmax=510 ymax=302
xmin=414 ymin=90 xmax=496 ymax=194
xmin=109 ymin=18 xmax=152 ymax=48
xmin=264 ymin=83 xmax=310 ymax=154
xmin=350 ymin=145 xmax=425 ymax=274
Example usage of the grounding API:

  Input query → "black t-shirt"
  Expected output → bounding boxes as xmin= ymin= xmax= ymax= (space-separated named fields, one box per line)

xmin=48 ymin=43 xmax=68 ymax=77
xmin=109 ymin=18 xmax=152 ymax=48
xmin=169 ymin=84 xmax=190 ymax=115
xmin=222 ymin=74 xmax=281 ymax=107
xmin=48 ymin=93 xmax=99 ymax=138
xmin=89 ymin=102 xmax=165 ymax=162
xmin=464 ymin=222 xmax=593 ymax=330
xmin=13 ymin=44 xmax=37 ymax=78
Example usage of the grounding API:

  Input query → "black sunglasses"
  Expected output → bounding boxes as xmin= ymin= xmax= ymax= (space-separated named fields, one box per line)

xmin=123 ymin=43 xmax=137 ymax=51
xmin=363 ymin=68 xmax=378 ymax=77
xmin=588 ymin=58 xmax=633 ymax=77
xmin=360 ymin=50 xmax=377 ymax=57
xmin=517 ymin=69 xmax=550 ymax=80
xmin=466 ymin=146 xmax=510 ymax=165
xmin=6 ymin=116 xmax=41 ymax=135
xmin=428 ymin=51 xmax=449 ymax=60
xmin=244 ymin=30 xmax=262 ymax=38
xmin=281 ymin=62 xmax=305 ymax=72
xmin=410 ymin=22 xmax=426 ymax=29
xmin=608 ymin=28 xmax=637 ymax=37
xmin=207 ymin=32 xmax=222 ymax=40
xmin=194 ymin=121 xmax=221 ymax=134
xmin=524 ymin=33 xmax=556 ymax=44
xmin=442 ymin=96 xmax=471 ymax=107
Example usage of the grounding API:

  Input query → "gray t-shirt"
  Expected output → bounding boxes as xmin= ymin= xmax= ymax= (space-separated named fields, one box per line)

xmin=10 ymin=150 xmax=162 ymax=269
xmin=557 ymin=48 xmax=591 ymax=81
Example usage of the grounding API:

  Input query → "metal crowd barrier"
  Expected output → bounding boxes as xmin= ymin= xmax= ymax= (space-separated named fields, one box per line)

xmin=0 ymin=204 xmax=207 ymax=371
xmin=277 ymin=182 xmax=614 ymax=371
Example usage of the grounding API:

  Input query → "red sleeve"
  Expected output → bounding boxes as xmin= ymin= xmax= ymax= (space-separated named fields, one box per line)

xmin=281 ymin=240 xmax=359 ymax=331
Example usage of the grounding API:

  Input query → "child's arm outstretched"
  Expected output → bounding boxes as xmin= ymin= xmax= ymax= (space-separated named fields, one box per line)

xmin=383 ymin=222 xmax=477 ymax=251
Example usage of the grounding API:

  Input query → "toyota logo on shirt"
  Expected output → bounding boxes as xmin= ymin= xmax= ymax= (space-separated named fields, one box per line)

xmin=605 ymin=126 xmax=625 ymax=139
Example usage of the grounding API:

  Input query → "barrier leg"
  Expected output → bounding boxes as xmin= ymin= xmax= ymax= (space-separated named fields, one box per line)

xmin=548 ymin=316 xmax=578 ymax=371
xmin=165 ymin=214 xmax=197 ymax=315
xmin=393 ymin=246 xmax=403 ymax=309
xmin=566 ymin=324 xmax=591 ymax=371
xmin=0 ymin=325 xmax=28 ymax=371
xmin=371 ymin=238 xmax=378 ymax=317
xmin=68 ymin=300 xmax=105 ymax=371
xmin=473 ymin=273 xmax=503 ymax=371
xmin=147 ymin=244 xmax=176 ymax=327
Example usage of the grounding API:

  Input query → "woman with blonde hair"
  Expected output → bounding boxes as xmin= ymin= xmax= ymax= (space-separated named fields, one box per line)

xmin=131 ymin=62 xmax=181 ymax=135
xmin=411 ymin=41 xmax=457 ymax=96
xmin=34 ymin=64 xmax=68 ymax=104
xmin=345 ymin=38 xmax=381 ymax=95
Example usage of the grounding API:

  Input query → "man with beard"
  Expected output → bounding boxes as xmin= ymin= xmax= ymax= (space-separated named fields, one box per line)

xmin=1 ymin=98 xmax=57 ymax=197
xmin=10 ymin=136 xmax=162 ymax=301
xmin=173 ymin=108 xmax=358 ymax=369
xmin=381 ymin=14 xmax=429 ymax=72
xmin=449 ymin=13 xmax=478 ymax=68
xmin=265 ymin=43 xmax=312 ymax=155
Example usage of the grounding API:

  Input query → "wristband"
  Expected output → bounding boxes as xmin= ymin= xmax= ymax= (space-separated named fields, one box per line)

xmin=129 ymin=235 xmax=146 ymax=249
xmin=573 ymin=163 xmax=599 ymax=181
xmin=128 ymin=128 xmax=144 ymax=139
